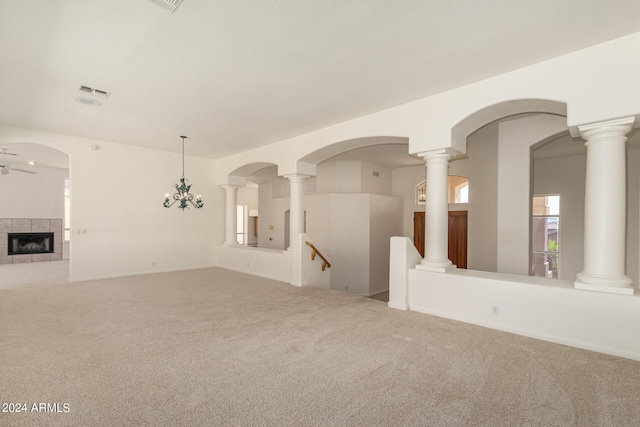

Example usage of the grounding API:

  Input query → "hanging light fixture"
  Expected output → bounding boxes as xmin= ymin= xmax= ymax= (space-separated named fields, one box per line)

xmin=163 ymin=136 xmax=203 ymax=210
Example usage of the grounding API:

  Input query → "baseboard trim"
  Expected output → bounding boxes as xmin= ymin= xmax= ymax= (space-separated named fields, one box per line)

xmin=408 ymin=304 xmax=640 ymax=362
xmin=68 ymin=264 xmax=217 ymax=283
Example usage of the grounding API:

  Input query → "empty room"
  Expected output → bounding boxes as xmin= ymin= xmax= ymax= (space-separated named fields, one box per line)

xmin=2 ymin=1 xmax=640 ymax=425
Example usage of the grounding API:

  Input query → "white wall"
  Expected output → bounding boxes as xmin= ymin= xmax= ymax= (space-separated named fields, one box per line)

xmin=216 ymin=245 xmax=292 ymax=283
xmin=330 ymin=194 xmax=370 ymax=295
xmin=391 ymin=165 xmax=425 ymax=239
xmin=305 ymin=194 xmax=331 ymax=253
xmin=360 ymin=161 xmax=392 ymax=195
xmin=0 ymin=124 xmax=224 ymax=281
xmin=369 ymin=194 xmax=403 ymax=295
xmin=404 ymin=267 xmax=640 ymax=361
xmin=467 ymin=123 xmax=499 ymax=271
xmin=71 ymin=140 xmax=220 ymax=281
xmin=0 ymin=164 xmax=67 ymax=219
xmin=316 ymin=160 xmax=360 ymax=193
xmin=238 ymin=186 xmax=258 ymax=210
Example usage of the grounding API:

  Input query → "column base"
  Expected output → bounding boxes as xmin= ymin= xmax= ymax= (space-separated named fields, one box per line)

xmin=415 ymin=260 xmax=457 ymax=273
xmin=575 ymin=271 xmax=634 ymax=295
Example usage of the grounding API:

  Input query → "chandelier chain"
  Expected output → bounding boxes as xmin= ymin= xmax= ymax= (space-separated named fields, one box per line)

xmin=181 ymin=136 xmax=185 ymax=178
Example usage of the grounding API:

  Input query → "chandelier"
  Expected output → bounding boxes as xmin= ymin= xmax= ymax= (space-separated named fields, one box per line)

xmin=163 ymin=136 xmax=203 ymax=210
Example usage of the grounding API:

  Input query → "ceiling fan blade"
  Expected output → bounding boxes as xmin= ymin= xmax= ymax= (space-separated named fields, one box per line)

xmin=10 ymin=168 xmax=36 ymax=174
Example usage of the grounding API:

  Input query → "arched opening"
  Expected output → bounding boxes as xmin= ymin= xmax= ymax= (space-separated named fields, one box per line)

xmin=451 ymin=100 xmax=570 ymax=279
xmin=228 ymin=162 xmax=279 ymax=248
xmin=300 ymin=136 xmax=423 ymax=297
xmin=0 ymin=142 xmax=70 ymax=282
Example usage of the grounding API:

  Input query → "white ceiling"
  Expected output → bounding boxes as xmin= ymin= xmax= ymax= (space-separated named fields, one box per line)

xmin=2 ymin=0 xmax=640 ymax=161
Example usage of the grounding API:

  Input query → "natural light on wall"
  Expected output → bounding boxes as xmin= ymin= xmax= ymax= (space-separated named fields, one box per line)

xmin=64 ymin=178 xmax=70 ymax=241
xmin=237 ymin=205 xmax=245 ymax=244
xmin=531 ymin=195 xmax=560 ymax=279
xmin=416 ymin=176 xmax=469 ymax=205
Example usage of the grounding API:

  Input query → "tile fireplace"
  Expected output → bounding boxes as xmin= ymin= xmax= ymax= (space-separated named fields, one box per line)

xmin=1 ymin=218 xmax=63 ymax=264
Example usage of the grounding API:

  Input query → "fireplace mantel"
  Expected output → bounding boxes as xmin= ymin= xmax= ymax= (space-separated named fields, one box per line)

xmin=1 ymin=218 xmax=63 ymax=264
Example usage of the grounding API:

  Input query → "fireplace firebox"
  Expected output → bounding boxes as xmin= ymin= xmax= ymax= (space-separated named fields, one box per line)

xmin=8 ymin=233 xmax=54 ymax=255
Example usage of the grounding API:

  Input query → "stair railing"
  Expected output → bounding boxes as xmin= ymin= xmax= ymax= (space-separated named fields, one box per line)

xmin=305 ymin=241 xmax=331 ymax=271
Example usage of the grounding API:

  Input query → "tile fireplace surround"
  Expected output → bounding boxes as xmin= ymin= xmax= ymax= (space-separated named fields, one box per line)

xmin=0 ymin=218 xmax=63 ymax=264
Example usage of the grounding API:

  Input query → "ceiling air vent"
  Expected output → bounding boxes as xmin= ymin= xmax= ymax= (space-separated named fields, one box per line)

xmin=77 ymin=85 xmax=110 ymax=99
xmin=149 ymin=0 xmax=183 ymax=13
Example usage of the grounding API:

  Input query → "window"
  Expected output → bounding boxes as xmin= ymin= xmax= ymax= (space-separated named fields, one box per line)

xmin=416 ymin=181 xmax=426 ymax=205
xmin=64 ymin=178 xmax=70 ymax=241
xmin=416 ymin=176 xmax=470 ymax=205
xmin=454 ymin=181 xmax=469 ymax=203
xmin=237 ymin=205 xmax=245 ymax=244
xmin=531 ymin=195 xmax=560 ymax=279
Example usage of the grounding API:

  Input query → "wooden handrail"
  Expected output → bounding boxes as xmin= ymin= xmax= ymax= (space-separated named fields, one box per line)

xmin=305 ymin=241 xmax=331 ymax=271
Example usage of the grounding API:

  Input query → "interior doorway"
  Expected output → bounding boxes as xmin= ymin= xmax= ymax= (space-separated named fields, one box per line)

xmin=413 ymin=211 xmax=468 ymax=268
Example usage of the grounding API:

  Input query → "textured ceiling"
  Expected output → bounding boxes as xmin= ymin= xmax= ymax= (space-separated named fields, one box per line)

xmin=1 ymin=0 xmax=640 ymax=160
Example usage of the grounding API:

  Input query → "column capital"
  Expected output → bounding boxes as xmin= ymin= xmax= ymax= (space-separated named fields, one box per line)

xmin=282 ymin=173 xmax=312 ymax=182
xmin=220 ymin=184 xmax=241 ymax=191
xmin=575 ymin=116 xmax=635 ymax=140
xmin=416 ymin=148 xmax=459 ymax=162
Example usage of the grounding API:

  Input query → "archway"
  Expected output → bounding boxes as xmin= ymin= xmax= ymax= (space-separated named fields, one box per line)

xmin=453 ymin=102 xmax=569 ymax=278
xmin=228 ymin=162 xmax=279 ymax=248
xmin=0 ymin=142 xmax=70 ymax=282
xmin=451 ymin=99 xmax=567 ymax=153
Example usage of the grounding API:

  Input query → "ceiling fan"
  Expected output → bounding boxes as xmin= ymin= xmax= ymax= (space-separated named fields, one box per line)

xmin=0 ymin=147 xmax=18 ymax=157
xmin=0 ymin=163 xmax=36 ymax=175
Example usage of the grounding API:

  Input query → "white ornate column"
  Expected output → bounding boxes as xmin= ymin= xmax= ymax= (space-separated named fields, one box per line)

xmin=416 ymin=149 xmax=456 ymax=272
xmin=575 ymin=117 xmax=634 ymax=295
xmin=222 ymin=185 xmax=239 ymax=245
xmin=285 ymin=174 xmax=308 ymax=251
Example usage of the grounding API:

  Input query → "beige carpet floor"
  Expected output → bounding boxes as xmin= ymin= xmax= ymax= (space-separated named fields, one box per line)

xmin=1 ymin=266 xmax=640 ymax=426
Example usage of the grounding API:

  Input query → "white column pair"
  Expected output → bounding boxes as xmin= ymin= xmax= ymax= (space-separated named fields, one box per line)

xmin=222 ymin=175 xmax=308 ymax=249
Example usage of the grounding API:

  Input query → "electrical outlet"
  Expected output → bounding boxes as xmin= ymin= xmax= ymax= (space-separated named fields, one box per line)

xmin=492 ymin=305 xmax=500 ymax=315
xmin=345 ymin=286 xmax=348 ymax=291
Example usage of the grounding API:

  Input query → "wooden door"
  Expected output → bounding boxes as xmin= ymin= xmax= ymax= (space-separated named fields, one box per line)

xmin=413 ymin=212 xmax=425 ymax=257
xmin=413 ymin=211 xmax=467 ymax=268
xmin=448 ymin=211 xmax=467 ymax=269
